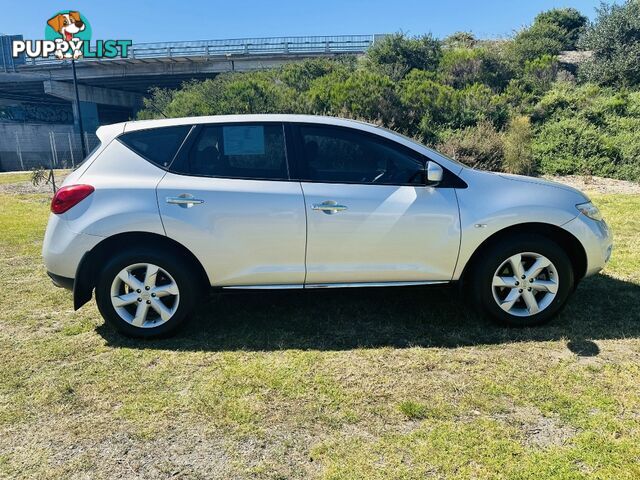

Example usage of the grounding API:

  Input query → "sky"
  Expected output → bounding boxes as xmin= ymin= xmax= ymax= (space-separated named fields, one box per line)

xmin=1 ymin=0 xmax=610 ymax=44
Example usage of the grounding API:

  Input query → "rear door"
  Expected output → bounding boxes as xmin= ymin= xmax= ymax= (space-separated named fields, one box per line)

xmin=292 ymin=123 xmax=461 ymax=285
xmin=156 ymin=122 xmax=307 ymax=287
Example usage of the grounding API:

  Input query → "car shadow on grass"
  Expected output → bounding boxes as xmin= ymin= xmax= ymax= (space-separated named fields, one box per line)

xmin=97 ymin=274 xmax=640 ymax=354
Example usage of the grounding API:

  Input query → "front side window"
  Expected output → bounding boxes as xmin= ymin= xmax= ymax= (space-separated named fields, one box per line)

xmin=188 ymin=124 xmax=288 ymax=180
xmin=298 ymin=125 xmax=424 ymax=185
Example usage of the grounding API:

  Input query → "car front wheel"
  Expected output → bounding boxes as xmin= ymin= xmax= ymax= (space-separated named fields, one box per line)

xmin=95 ymin=248 xmax=197 ymax=338
xmin=470 ymin=234 xmax=574 ymax=327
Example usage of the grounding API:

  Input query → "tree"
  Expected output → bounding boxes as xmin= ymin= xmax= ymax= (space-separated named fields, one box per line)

xmin=138 ymin=72 xmax=300 ymax=118
xmin=507 ymin=7 xmax=587 ymax=66
xmin=579 ymin=0 xmax=640 ymax=87
xmin=443 ymin=31 xmax=477 ymax=49
xmin=508 ymin=22 xmax=566 ymax=66
xmin=534 ymin=8 xmax=587 ymax=50
xmin=365 ymin=33 xmax=442 ymax=81
xmin=139 ymin=87 xmax=176 ymax=119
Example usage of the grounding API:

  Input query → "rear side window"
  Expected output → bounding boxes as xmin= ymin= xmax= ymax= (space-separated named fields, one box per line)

xmin=119 ymin=126 xmax=191 ymax=168
xmin=187 ymin=124 xmax=288 ymax=180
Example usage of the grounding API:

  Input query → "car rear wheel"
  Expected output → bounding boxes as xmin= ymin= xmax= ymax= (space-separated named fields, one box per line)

xmin=95 ymin=248 xmax=197 ymax=338
xmin=470 ymin=234 xmax=574 ymax=327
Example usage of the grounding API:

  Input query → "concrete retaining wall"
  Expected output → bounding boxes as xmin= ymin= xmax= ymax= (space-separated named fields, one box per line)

xmin=0 ymin=123 xmax=92 ymax=171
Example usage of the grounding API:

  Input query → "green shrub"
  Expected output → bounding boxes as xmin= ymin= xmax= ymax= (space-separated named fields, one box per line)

xmin=533 ymin=118 xmax=621 ymax=177
xmin=399 ymin=70 xmax=460 ymax=141
xmin=457 ymin=83 xmax=509 ymax=129
xmin=579 ymin=1 xmax=640 ymax=88
xmin=507 ymin=7 xmax=586 ymax=67
xmin=399 ymin=73 xmax=508 ymax=142
xmin=507 ymin=23 xmax=565 ymax=67
xmin=365 ymin=33 xmax=442 ymax=80
xmin=533 ymin=8 xmax=587 ymax=50
xmin=139 ymin=72 xmax=299 ymax=118
xmin=279 ymin=57 xmax=353 ymax=92
xmin=504 ymin=55 xmax=559 ymax=111
xmin=531 ymin=82 xmax=640 ymax=180
xmin=437 ymin=121 xmax=504 ymax=171
xmin=443 ymin=31 xmax=478 ymax=49
xmin=306 ymin=69 xmax=400 ymax=126
xmin=438 ymin=47 xmax=512 ymax=91
xmin=504 ymin=116 xmax=535 ymax=175
xmin=604 ymin=115 xmax=640 ymax=181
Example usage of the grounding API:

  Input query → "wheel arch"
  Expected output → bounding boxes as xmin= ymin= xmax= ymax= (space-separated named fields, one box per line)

xmin=459 ymin=222 xmax=587 ymax=287
xmin=73 ymin=231 xmax=210 ymax=310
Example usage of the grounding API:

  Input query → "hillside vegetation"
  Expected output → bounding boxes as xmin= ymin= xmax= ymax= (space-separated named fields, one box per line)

xmin=139 ymin=2 xmax=640 ymax=182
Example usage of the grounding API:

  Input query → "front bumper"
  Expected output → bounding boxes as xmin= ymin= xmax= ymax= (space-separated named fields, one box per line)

xmin=562 ymin=213 xmax=613 ymax=278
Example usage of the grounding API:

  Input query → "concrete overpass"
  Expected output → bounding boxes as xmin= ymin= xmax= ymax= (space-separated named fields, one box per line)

xmin=0 ymin=34 xmax=382 ymax=171
xmin=2 ymin=35 xmax=380 ymax=123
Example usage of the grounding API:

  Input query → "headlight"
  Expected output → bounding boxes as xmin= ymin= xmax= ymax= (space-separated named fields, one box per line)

xmin=576 ymin=202 xmax=603 ymax=222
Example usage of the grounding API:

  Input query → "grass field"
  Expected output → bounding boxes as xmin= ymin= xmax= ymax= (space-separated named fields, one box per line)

xmin=0 ymin=180 xmax=639 ymax=479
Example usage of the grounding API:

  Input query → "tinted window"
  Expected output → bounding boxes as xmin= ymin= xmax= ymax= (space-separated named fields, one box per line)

xmin=188 ymin=124 xmax=288 ymax=180
xmin=299 ymin=125 xmax=424 ymax=185
xmin=119 ymin=126 xmax=190 ymax=168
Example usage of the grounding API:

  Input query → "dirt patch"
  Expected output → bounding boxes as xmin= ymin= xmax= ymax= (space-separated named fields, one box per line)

xmin=0 ymin=181 xmax=60 ymax=195
xmin=546 ymin=175 xmax=640 ymax=195
xmin=1 ymin=420 xmax=322 ymax=480
xmin=497 ymin=405 xmax=577 ymax=449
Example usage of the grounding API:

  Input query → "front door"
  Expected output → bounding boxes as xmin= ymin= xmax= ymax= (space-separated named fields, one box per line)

xmin=294 ymin=124 xmax=460 ymax=285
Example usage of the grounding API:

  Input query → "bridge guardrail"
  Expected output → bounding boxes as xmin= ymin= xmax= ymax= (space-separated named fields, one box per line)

xmin=22 ymin=34 xmax=381 ymax=66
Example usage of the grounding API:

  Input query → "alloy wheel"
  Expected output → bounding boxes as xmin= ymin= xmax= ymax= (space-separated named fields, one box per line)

xmin=110 ymin=263 xmax=180 ymax=328
xmin=491 ymin=252 xmax=559 ymax=317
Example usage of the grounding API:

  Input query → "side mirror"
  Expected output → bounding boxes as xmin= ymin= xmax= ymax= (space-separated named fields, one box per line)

xmin=426 ymin=161 xmax=443 ymax=185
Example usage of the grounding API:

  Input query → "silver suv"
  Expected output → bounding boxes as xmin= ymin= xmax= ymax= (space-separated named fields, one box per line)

xmin=43 ymin=115 xmax=613 ymax=337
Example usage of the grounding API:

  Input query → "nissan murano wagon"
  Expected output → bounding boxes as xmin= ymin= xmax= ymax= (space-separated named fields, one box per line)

xmin=43 ymin=115 xmax=613 ymax=337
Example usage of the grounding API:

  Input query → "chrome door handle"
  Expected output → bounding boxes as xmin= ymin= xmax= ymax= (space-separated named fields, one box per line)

xmin=166 ymin=194 xmax=204 ymax=208
xmin=312 ymin=200 xmax=348 ymax=215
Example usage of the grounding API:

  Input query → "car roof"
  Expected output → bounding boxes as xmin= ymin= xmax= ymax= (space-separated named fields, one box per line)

xmin=121 ymin=114 xmax=377 ymax=132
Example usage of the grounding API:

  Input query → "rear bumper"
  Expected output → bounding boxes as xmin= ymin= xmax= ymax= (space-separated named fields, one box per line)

xmin=562 ymin=214 xmax=613 ymax=278
xmin=47 ymin=271 xmax=74 ymax=290
xmin=42 ymin=213 xmax=102 ymax=279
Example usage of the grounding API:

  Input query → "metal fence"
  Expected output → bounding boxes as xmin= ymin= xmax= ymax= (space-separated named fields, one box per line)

xmin=48 ymin=131 xmax=99 ymax=169
xmin=23 ymin=34 xmax=382 ymax=66
xmin=0 ymin=129 xmax=98 ymax=172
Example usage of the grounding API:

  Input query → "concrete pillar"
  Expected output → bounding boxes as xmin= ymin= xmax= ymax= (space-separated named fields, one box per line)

xmin=72 ymin=101 xmax=99 ymax=134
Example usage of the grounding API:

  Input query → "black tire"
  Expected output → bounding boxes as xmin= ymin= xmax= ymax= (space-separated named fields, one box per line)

xmin=95 ymin=247 xmax=198 ymax=338
xmin=469 ymin=234 xmax=574 ymax=327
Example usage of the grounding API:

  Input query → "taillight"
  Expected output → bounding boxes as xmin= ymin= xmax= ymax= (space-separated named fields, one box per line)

xmin=51 ymin=184 xmax=95 ymax=214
